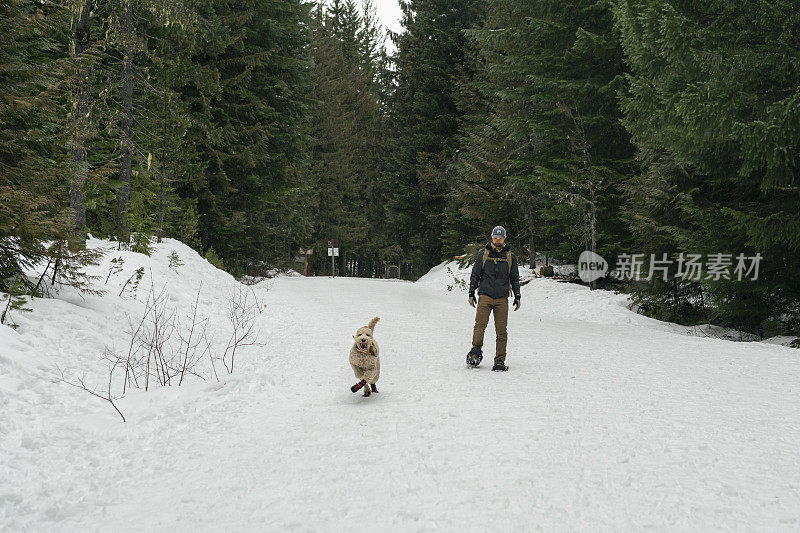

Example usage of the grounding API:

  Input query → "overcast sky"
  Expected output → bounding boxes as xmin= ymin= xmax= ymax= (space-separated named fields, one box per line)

xmin=317 ymin=0 xmax=404 ymax=53
xmin=372 ymin=0 xmax=404 ymax=37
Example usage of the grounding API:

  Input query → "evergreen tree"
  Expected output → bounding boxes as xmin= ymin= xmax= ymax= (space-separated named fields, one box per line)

xmin=178 ymin=0 xmax=312 ymax=275
xmin=0 ymin=0 xmax=71 ymax=291
xmin=443 ymin=25 xmax=517 ymax=260
xmin=383 ymin=0 xmax=486 ymax=275
xmin=69 ymin=0 xmax=158 ymax=245
xmin=68 ymin=0 xmax=93 ymax=239
xmin=1 ymin=0 xmax=104 ymax=295
xmin=136 ymin=1 xmax=203 ymax=246
xmin=306 ymin=0 xmax=387 ymax=276
xmin=450 ymin=0 xmax=634 ymax=268
xmin=615 ymin=0 xmax=800 ymax=336
xmin=88 ymin=0 xmax=195 ymax=247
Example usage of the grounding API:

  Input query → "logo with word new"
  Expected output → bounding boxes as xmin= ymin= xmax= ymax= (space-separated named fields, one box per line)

xmin=578 ymin=251 xmax=608 ymax=283
xmin=577 ymin=250 xmax=762 ymax=283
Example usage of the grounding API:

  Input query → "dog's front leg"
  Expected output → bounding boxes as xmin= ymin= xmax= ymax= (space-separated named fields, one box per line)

xmin=362 ymin=366 xmax=378 ymax=397
xmin=362 ymin=369 xmax=372 ymax=396
xmin=350 ymin=362 xmax=364 ymax=380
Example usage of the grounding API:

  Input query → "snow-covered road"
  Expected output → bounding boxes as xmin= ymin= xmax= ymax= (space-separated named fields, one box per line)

xmin=2 ymin=243 xmax=800 ymax=531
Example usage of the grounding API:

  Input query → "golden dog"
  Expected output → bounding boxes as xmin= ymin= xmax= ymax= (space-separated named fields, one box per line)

xmin=349 ymin=317 xmax=380 ymax=397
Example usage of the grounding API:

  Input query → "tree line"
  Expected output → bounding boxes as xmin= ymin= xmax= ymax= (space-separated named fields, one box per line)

xmin=2 ymin=0 xmax=798 ymax=337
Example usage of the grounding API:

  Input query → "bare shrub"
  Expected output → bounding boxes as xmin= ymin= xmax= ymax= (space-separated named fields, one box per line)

xmin=57 ymin=364 xmax=126 ymax=422
xmin=220 ymin=284 xmax=263 ymax=374
xmin=62 ymin=274 xmax=265 ymax=421
xmin=114 ymin=277 xmax=210 ymax=391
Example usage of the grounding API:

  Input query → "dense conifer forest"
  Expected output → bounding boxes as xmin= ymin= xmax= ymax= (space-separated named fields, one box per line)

xmin=2 ymin=0 xmax=798 ymax=336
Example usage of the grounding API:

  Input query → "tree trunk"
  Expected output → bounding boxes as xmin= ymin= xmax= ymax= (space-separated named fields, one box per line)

xmin=157 ymin=95 xmax=168 ymax=243
xmin=589 ymin=178 xmax=597 ymax=290
xmin=116 ymin=0 xmax=134 ymax=246
xmin=70 ymin=0 xmax=91 ymax=240
xmin=526 ymin=197 xmax=536 ymax=270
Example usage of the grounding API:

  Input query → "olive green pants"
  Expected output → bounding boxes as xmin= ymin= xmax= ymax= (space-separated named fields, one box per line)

xmin=472 ymin=295 xmax=509 ymax=363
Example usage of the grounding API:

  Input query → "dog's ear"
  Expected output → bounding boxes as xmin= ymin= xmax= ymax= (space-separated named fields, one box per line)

xmin=353 ymin=334 xmax=356 ymax=339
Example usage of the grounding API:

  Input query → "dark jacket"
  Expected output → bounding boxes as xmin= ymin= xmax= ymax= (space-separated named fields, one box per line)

xmin=469 ymin=242 xmax=521 ymax=300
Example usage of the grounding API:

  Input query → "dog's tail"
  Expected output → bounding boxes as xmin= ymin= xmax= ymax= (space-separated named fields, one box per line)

xmin=368 ymin=316 xmax=380 ymax=331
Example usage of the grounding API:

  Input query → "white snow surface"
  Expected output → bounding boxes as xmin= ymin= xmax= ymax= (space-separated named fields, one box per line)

xmin=2 ymin=243 xmax=800 ymax=531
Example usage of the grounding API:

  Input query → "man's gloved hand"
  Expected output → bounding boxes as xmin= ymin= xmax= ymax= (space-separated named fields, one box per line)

xmin=513 ymin=296 xmax=521 ymax=311
xmin=469 ymin=295 xmax=476 ymax=308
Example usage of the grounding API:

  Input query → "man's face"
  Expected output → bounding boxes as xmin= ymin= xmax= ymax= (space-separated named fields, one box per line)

xmin=492 ymin=236 xmax=505 ymax=247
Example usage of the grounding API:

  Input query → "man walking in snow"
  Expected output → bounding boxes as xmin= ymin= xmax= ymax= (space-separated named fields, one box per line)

xmin=466 ymin=226 xmax=521 ymax=371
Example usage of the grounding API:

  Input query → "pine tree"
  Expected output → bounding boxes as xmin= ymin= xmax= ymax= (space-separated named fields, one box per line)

xmin=384 ymin=0 xmax=486 ymax=274
xmin=136 ymin=1 xmax=203 ymax=246
xmin=305 ymin=0 xmax=387 ymax=276
xmin=102 ymin=0 xmax=189 ymax=246
xmin=0 ymin=0 xmax=72 ymax=292
xmin=68 ymin=0 xmax=93 ymax=239
xmin=615 ymin=0 xmax=800 ymax=335
xmin=179 ymin=0 xmax=312 ymax=276
xmin=451 ymin=0 xmax=634 ymax=269
xmin=443 ymin=29 xmax=517 ymax=260
xmin=1 ymin=0 xmax=106 ymax=296
xmin=67 ymin=0 xmax=154 ymax=245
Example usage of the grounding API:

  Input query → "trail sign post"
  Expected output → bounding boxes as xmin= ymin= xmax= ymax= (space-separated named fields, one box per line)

xmin=328 ymin=242 xmax=339 ymax=277
xmin=300 ymin=248 xmax=313 ymax=276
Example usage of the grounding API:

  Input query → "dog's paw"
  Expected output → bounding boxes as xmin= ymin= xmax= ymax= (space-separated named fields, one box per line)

xmin=363 ymin=388 xmax=371 ymax=397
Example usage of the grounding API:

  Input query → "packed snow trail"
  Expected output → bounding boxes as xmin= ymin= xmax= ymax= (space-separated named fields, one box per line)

xmin=2 ymin=246 xmax=800 ymax=531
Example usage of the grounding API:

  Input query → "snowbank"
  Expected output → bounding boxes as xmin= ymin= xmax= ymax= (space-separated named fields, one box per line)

xmin=415 ymin=260 xmax=471 ymax=292
xmin=0 ymin=236 xmax=273 ymax=529
xmin=418 ymin=260 xmax=799 ymax=344
xmin=0 ymin=235 xmax=244 ymax=378
xmin=416 ymin=259 xmax=538 ymax=292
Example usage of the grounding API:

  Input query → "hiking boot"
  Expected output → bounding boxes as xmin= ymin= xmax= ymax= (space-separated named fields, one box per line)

xmin=492 ymin=361 xmax=508 ymax=371
xmin=466 ymin=346 xmax=483 ymax=367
